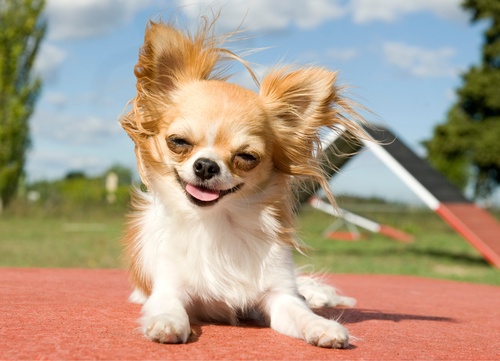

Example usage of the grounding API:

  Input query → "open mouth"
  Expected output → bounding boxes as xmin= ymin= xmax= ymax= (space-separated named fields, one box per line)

xmin=176 ymin=174 xmax=242 ymax=207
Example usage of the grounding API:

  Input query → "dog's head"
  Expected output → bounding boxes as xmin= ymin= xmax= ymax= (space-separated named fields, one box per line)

xmin=121 ymin=20 xmax=365 ymax=208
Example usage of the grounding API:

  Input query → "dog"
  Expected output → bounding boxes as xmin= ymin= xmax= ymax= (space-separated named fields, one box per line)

xmin=120 ymin=17 xmax=366 ymax=348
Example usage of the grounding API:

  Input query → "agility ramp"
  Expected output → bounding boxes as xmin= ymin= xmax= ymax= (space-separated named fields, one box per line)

xmin=299 ymin=125 xmax=500 ymax=268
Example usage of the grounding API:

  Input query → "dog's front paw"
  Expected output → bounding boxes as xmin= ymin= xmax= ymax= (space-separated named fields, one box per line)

xmin=143 ymin=314 xmax=190 ymax=344
xmin=303 ymin=318 xmax=349 ymax=348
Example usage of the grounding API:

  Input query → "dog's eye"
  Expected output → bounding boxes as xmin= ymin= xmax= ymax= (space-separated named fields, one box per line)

xmin=237 ymin=153 xmax=257 ymax=162
xmin=170 ymin=137 xmax=190 ymax=146
xmin=234 ymin=152 xmax=260 ymax=171
xmin=167 ymin=136 xmax=192 ymax=153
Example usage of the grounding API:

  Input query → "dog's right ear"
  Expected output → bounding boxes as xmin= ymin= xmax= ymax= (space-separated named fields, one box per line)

xmin=120 ymin=21 xmax=221 ymax=143
xmin=135 ymin=21 xmax=220 ymax=97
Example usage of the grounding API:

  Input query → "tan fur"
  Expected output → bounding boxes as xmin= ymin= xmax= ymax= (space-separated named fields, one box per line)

xmin=122 ymin=190 xmax=153 ymax=296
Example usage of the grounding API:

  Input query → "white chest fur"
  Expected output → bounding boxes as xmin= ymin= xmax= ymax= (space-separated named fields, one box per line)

xmin=134 ymin=191 xmax=297 ymax=317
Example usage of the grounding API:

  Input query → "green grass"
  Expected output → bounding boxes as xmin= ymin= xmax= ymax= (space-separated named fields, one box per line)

xmin=1 ymin=203 xmax=499 ymax=285
xmin=295 ymin=206 xmax=500 ymax=285
xmin=0 ymin=214 xmax=124 ymax=268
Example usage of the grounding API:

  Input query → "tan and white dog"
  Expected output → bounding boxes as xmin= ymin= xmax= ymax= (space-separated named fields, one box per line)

xmin=120 ymin=17 xmax=365 ymax=348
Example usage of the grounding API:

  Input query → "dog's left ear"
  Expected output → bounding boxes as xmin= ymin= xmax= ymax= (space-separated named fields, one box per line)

xmin=260 ymin=67 xmax=353 ymax=176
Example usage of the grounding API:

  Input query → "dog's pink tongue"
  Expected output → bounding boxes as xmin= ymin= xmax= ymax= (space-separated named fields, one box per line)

xmin=186 ymin=184 xmax=220 ymax=202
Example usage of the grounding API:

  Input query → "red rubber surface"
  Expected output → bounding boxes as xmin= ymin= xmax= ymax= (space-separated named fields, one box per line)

xmin=1 ymin=268 xmax=499 ymax=360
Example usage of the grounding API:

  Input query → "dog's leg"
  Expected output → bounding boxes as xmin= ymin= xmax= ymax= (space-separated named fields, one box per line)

xmin=265 ymin=293 xmax=349 ymax=348
xmin=140 ymin=283 xmax=190 ymax=344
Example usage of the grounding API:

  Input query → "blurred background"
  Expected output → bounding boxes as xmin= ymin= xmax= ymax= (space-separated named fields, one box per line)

xmin=1 ymin=0 xmax=499 ymax=284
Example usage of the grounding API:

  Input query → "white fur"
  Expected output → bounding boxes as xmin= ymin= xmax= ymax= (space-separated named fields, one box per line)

xmin=129 ymin=171 xmax=355 ymax=347
xmin=297 ymin=275 xmax=357 ymax=308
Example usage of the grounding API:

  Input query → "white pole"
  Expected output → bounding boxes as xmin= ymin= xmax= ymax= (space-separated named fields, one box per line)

xmin=363 ymin=140 xmax=440 ymax=210
xmin=308 ymin=196 xmax=380 ymax=233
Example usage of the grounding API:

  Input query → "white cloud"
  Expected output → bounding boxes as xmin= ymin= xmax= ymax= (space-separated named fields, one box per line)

xmin=26 ymin=149 xmax=109 ymax=181
xmin=31 ymin=110 xmax=122 ymax=145
xmin=26 ymin=108 xmax=131 ymax=180
xmin=43 ymin=92 xmax=68 ymax=108
xmin=383 ymin=41 xmax=457 ymax=78
xmin=177 ymin=0 xmax=346 ymax=32
xmin=176 ymin=0 xmax=467 ymax=32
xmin=34 ymin=43 xmax=66 ymax=83
xmin=349 ymin=0 xmax=468 ymax=24
xmin=42 ymin=0 xmax=468 ymax=42
xmin=45 ymin=0 xmax=153 ymax=40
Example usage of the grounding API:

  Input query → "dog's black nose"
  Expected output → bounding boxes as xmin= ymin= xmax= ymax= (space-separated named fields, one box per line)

xmin=193 ymin=158 xmax=220 ymax=180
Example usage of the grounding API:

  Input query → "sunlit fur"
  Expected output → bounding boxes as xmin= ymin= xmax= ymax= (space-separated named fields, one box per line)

xmin=120 ymin=17 xmax=366 ymax=348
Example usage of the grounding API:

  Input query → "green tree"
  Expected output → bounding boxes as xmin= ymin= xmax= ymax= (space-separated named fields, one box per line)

xmin=424 ymin=0 xmax=500 ymax=199
xmin=0 ymin=0 xmax=46 ymax=211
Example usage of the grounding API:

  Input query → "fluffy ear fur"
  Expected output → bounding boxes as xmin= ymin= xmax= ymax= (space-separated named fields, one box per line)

xmin=134 ymin=21 xmax=223 ymax=98
xmin=260 ymin=67 xmax=366 ymax=202
xmin=120 ymin=20 xmax=232 ymax=184
xmin=121 ymin=20 xmax=222 ymax=143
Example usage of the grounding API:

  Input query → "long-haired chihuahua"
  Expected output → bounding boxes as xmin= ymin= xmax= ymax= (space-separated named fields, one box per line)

xmin=120 ymin=16 xmax=366 ymax=348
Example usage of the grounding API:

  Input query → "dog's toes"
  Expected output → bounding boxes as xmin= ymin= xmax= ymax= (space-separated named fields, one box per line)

xmin=143 ymin=314 xmax=190 ymax=344
xmin=304 ymin=319 xmax=349 ymax=348
xmin=317 ymin=333 xmax=349 ymax=348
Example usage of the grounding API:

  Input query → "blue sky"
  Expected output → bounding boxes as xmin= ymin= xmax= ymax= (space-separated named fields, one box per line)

xmin=28 ymin=0 xmax=488 ymax=203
